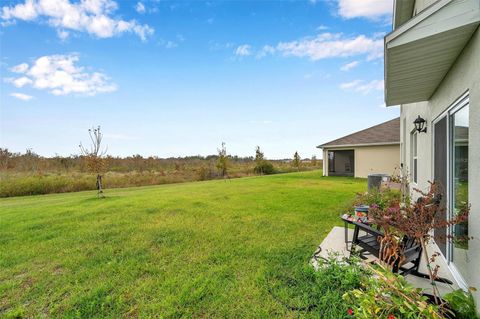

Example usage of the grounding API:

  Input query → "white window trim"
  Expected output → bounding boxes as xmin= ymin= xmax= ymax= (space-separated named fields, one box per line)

xmin=410 ymin=130 xmax=418 ymax=185
xmin=431 ymin=90 xmax=470 ymax=290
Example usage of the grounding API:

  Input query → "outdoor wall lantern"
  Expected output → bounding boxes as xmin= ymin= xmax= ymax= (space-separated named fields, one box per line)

xmin=413 ymin=115 xmax=427 ymax=133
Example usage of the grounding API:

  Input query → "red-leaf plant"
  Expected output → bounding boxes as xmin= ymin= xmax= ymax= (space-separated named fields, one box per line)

xmin=368 ymin=182 xmax=470 ymax=303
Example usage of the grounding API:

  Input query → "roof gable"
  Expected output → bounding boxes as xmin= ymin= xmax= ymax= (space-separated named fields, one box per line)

xmin=318 ymin=117 xmax=400 ymax=148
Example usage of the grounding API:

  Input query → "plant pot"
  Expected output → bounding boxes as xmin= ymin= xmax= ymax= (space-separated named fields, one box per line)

xmin=422 ymin=293 xmax=458 ymax=319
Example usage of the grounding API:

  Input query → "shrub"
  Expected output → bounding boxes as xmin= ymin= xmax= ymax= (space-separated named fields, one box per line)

xmin=343 ymin=264 xmax=445 ymax=319
xmin=352 ymin=187 xmax=402 ymax=210
xmin=254 ymin=161 xmax=276 ymax=175
xmin=443 ymin=289 xmax=479 ymax=319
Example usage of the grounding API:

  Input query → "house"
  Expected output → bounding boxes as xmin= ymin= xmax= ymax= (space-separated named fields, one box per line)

xmin=318 ymin=118 xmax=400 ymax=178
xmin=385 ymin=0 xmax=479 ymax=304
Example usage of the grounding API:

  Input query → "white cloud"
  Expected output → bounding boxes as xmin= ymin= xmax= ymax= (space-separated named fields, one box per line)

xmin=9 ymin=76 xmax=33 ymax=87
xmin=7 ymin=54 xmax=117 ymax=96
xmin=10 ymin=63 xmax=29 ymax=73
xmin=2 ymin=0 xmax=37 ymax=20
xmin=256 ymin=45 xmax=275 ymax=59
xmin=316 ymin=25 xmax=329 ymax=31
xmin=57 ymin=29 xmax=70 ymax=40
xmin=10 ymin=92 xmax=34 ymax=101
xmin=234 ymin=44 xmax=252 ymax=56
xmin=276 ymin=33 xmax=383 ymax=61
xmin=1 ymin=0 xmax=154 ymax=41
xmin=340 ymin=60 xmax=359 ymax=71
xmin=337 ymin=0 xmax=393 ymax=20
xmin=135 ymin=2 xmax=145 ymax=14
xmin=340 ymin=79 xmax=384 ymax=94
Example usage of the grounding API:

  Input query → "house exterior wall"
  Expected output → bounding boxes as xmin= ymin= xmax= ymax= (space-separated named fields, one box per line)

xmin=413 ymin=0 xmax=438 ymax=14
xmin=399 ymin=28 xmax=480 ymax=301
xmin=322 ymin=145 xmax=400 ymax=178
xmin=322 ymin=148 xmax=328 ymax=176
xmin=355 ymin=145 xmax=400 ymax=178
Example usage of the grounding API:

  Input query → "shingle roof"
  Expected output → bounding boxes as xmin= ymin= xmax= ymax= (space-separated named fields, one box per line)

xmin=318 ymin=117 xmax=400 ymax=148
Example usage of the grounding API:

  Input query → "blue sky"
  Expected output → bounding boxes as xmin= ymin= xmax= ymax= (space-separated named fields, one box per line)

xmin=0 ymin=0 xmax=397 ymax=159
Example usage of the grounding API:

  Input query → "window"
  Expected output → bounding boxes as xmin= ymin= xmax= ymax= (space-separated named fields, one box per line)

xmin=450 ymin=104 xmax=469 ymax=282
xmin=411 ymin=131 xmax=418 ymax=183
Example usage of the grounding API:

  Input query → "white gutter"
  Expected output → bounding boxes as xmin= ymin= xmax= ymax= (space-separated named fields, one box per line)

xmin=386 ymin=0 xmax=452 ymax=45
xmin=317 ymin=142 xmax=400 ymax=149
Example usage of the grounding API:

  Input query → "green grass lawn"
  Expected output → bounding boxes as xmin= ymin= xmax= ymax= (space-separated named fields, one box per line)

xmin=0 ymin=170 xmax=366 ymax=318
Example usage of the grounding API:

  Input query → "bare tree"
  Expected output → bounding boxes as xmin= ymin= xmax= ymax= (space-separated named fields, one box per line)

xmin=79 ymin=126 xmax=107 ymax=198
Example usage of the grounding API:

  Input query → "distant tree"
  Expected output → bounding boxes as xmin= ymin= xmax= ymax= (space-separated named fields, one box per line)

xmin=22 ymin=148 xmax=40 ymax=173
xmin=0 ymin=148 xmax=13 ymax=171
xmin=59 ymin=156 xmax=74 ymax=172
xmin=311 ymin=155 xmax=318 ymax=167
xmin=216 ymin=142 xmax=229 ymax=177
xmin=79 ymin=126 xmax=108 ymax=198
xmin=292 ymin=151 xmax=301 ymax=171
xmin=254 ymin=146 xmax=265 ymax=175
xmin=255 ymin=146 xmax=264 ymax=163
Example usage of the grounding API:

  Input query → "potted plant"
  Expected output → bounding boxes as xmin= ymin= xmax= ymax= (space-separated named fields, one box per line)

xmin=393 ymin=183 xmax=469 ymax=305
xmin=367 ymin=182 xmax=470 ymax=307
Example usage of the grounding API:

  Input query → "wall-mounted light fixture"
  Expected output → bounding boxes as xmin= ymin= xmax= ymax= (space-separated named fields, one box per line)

xmin=413 ymin=115 xmax=427 ymax=133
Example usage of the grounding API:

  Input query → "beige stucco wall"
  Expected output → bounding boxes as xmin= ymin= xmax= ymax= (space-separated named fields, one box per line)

xmin=354 ymin=145 xmax=400 ymax=178
xmin=400 ymin=28 xmax=479 ymax=301
xmin=322 ymin=144 xmax=400 ymax=178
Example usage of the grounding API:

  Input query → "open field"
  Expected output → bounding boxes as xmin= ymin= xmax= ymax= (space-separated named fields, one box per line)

xmin=0 ymin=170 xmax=365 ymax=318
xmin=0 ymin=153 xmax=321 ymax=197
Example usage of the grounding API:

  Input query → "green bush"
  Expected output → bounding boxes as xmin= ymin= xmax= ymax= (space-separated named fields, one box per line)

xmin=343 ymin=264 xmax=445 ymax=319
xmin=351 ymin=188 xmax=402 ymax=210
xmin=254 ymin=161 xmax=276 ymax=175
xmin=443 ymin=289 xmax=479 ymax=319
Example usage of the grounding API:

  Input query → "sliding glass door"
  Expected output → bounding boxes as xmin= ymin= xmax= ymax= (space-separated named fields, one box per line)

xmin=433 ymin=94 xmax=469 ymax=287
xmin=433 ymin=117 xmax=447 ymax=257
xmin=450 ymin=103 xmax=469 ymax=284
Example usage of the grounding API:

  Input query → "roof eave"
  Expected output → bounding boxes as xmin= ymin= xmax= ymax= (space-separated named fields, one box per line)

xmin=384 ymin=0 xmax=480 ymax=106
xmin=393 ymin=0 xmax=415 ymax=29
xmin=317 ymin=142 xmax=400 ymax=149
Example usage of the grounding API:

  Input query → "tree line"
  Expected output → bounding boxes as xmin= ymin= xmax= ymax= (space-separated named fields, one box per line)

xmin=0 ymin=127 xmax=322 ymax=197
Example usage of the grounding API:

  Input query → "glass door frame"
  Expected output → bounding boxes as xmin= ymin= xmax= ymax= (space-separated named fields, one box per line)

xmin=432 ymin=91 xmax=470 ymax=289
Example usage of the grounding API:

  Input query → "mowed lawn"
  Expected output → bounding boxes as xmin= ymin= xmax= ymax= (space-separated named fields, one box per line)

xmin=0 ymin=171 xmax=366 ymax=318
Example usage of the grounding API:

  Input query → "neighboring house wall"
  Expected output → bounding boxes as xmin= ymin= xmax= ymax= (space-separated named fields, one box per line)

xmin=322 ymin=145 xmax=400 ymax=178
xmin=400 ymin=28 xmax=479 ymax=301
xmin=322 ymin=148 xmax=328 ymax=176
xmin=355 ymin=145 xmax=400 ymax=178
